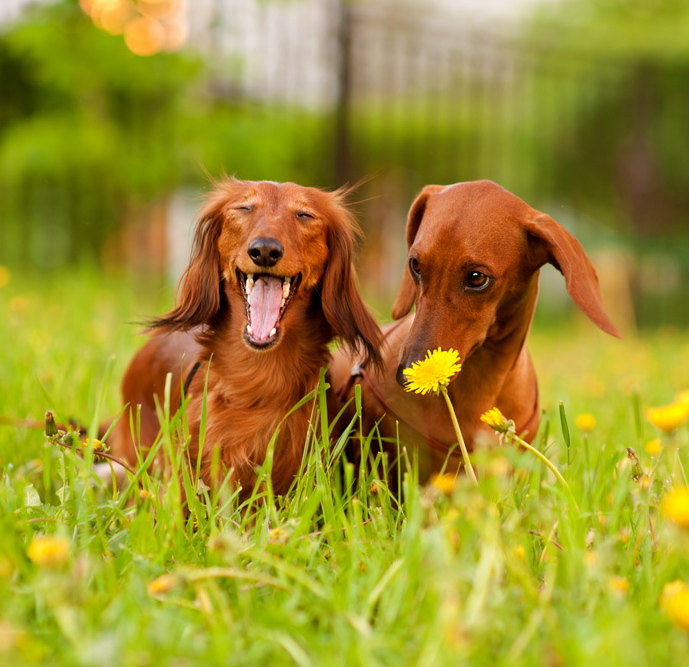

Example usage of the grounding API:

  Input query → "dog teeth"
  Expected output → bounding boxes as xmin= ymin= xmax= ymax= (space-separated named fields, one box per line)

xmin=280 ymin=298 xmax=286 ymax=308
xmin=246 ymin=325 xmax=253 ymax=335
xmin=269 ymin=328 xmax=277 ymax=337
xmin=245 ymin=274 xmax=254 ymax=292
xmin=282 ymin=281 xmax=290 ymax=299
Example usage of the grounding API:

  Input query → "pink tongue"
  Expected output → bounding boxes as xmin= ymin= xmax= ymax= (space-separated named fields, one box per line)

xmin=249 ymin=276 xmax=283 ymax=341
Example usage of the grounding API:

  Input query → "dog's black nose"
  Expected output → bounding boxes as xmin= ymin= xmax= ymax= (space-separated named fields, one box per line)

xmin=396 ymin=364 xmax=409 ymax=387
xmin=248 ymin=237 xmax=284 ymax=267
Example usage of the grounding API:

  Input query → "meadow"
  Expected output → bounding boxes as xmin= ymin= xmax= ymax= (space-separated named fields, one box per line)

xmin=1 ymin=267 xmax=689 ymax=666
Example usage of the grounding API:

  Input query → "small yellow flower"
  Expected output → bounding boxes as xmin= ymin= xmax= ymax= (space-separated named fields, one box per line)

xmin=27 ymin=535 xmax=70 ymax=568
xmin=0 ymin=557 xmax=14 ymax=578
xmin=9 ymin=297 xmax=28 ymax=313
xmin=661 ymin=580 xmax=688 ymax=609
xmin=147 ymin=574 xmax=178 ymax=596
xmin=403 ymin=348 xmax=462 ymax=396
xmin=480 ymin=407 xmax=511 ymax=434
xmin=268 ymin=527 xmax=289 ymax=545
xmin=81 ymin=438 xmax=105 ymax=451
xmin=430 ymin=473 xmax=456 ymax=495
xmin=661 ymin=581 xmax=689 ymax=632
xmin=663 ymin=487 xmax=689 ymax=530
xmin=445 ymin=508 xmax=460 ymax=522
xmin=486 ymin=456 xmax=510 ymax=477
xmin=575 ymin=413 xmax=596 ymax=431
xmin=647 ymin=404 xmax=687 ymax=434
xmin=645 ymin=438 xmax=663 ymax=457
xmin=513 ymin=544 xmax=526 ymax=562
xmin=607 ymin=576 xmax=629 ymax=596
xmin=583 ymin=551 xmax=599 ymax=567
xmin=0 ymin=266 xmax=10 ymax=288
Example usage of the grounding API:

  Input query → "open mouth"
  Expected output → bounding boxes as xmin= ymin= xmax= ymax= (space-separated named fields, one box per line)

xmin=238 ymin=271 xmax=301 ymax=348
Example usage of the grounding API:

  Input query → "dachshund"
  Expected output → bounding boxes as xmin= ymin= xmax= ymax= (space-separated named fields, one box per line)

xmin=109 ymin=177 xmax=383 ymax=496
xmin=329 ymin=180 xmax=620 ymax=482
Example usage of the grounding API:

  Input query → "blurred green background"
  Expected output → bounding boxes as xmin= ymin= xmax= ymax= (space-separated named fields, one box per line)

xmin=1 ymin=0 xmax=688 ymax=330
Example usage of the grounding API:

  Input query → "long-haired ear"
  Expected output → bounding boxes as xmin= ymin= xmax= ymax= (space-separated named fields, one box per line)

xmin=321 ymin=195 xmax=384 ymax=371
xmin=525 ymin=213 xmax=621 ymax=338
xmin=391 ymin=185 xmax=444 ymax=320
xmin=148 ymin=191 xmax=228 ymax=332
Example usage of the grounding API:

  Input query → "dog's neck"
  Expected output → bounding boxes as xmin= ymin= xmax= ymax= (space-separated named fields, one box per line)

xmin=199 ymin=292 xmax=333 ymax=406
xmin=445 ymin=276 xmax=540 ymax=422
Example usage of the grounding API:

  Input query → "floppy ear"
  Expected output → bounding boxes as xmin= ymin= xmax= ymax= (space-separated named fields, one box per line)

xmin=391 ymin=185 xmax=444 ymax=320
xmin=525 ymin=213 xmax=621 ymax=338
xmin=321 ymin=202 xmax=384 ymax=371
xmin=148 ymin=195 xmax=227 ymax=332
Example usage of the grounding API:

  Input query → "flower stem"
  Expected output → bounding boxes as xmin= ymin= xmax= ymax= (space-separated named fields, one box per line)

xmin=440 ymin=386 xmax=478 ymax=486
xmin=511 ymin=432 xmax=579 ymax=510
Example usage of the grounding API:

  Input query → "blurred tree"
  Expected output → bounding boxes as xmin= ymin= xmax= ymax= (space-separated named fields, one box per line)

xmin=527 ymin=0 xmax=689 ymax=237
xmin=0 ymin=0 xmax=200 ymax=268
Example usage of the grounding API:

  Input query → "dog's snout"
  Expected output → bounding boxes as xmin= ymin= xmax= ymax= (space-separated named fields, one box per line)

xmin=248 ymin=237 xmax=284 ymax=267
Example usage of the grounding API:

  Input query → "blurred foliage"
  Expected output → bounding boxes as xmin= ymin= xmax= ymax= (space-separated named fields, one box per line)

xmin=526 ymin=0 xmax=689 ymax=237
xmin=2 ymin=0 xmax=689 ymax=329
xmin=0 ymin=0 xmax=329 ymax=268
xmin=0 ymin=0 xmax=198 ymax=265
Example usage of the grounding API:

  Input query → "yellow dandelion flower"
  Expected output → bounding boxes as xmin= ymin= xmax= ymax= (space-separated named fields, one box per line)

xmin=661 ymin=582 xmax=689 ymax=632
xmin=9 ymin=297 xmax=28 ymax=313
xmin=480 ymin=407 xmax=511 ymax=434
xmin=430 ymin=473 xmax=456 ymax=495
xmin=445 ymin=508 xmax=460 ymax=522
xmin=663 ymin=487 xmax=689 ymax=530
xmin=268 ymin=527 xmax=289 ymax=545
xmin=486 ymin=456 xmax=510 ymax=477
xmin=513 ymin=544 xmax=526 ymax=562
xmin=661 ymin=580 xmax=688 ymax=610
xmin=147 ymin=574 xmax=177 ymax=596
xmin=583 ymin=551 xmax=599 ymax=567
xmin=403 ymin=348 xmax=462 ymax=396
xmin=27 ymin=535 xmax=70 ymax=568
xmin=575 ymin=413 xmax=596 ymax=431
xmin=607 ymin=576 xmax=629 ymax=596
xmin=645 ymin=438 xmax=663 ymax=457
xmin=647 ymin=404 xmax=687 ymax=434
xmin=81 ymin=438 xmax=105 ymax=451
xmin=0 ymin=266 xmax=10 ymax=288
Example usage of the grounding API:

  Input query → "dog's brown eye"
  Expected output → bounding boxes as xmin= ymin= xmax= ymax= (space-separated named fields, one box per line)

xmin=296 ymin=211 xmax=314 ymax=220
xmin=409 ymin=257 xmax=421 ymax=277
xmin=467 ymin=271 xmax=491 ymax=290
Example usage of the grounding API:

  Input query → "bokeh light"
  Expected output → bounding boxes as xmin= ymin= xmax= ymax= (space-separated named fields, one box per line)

xmin=80 ymin=0 xmax=187 ymax=55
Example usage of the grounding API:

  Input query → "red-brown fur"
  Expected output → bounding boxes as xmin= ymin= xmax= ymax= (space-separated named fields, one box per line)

xmin=329 ymin=180 xmax=620 ymax=481
xmin=111 ymin=178 xmax=382 ymax=495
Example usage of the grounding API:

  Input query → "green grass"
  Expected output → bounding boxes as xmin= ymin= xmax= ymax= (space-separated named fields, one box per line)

xmin=2 ymin=268 xmax=689 ymax=666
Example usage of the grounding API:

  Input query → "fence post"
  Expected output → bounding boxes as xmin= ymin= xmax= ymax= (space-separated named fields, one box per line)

xmin=333 ymin=0 xmax=352 ymax=186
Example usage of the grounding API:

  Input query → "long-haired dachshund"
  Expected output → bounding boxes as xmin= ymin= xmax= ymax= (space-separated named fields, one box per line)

xmin=330 ymin=180 xmax=620 ymax=481
xmin=110 ymin=177 xmax=382 ymax=495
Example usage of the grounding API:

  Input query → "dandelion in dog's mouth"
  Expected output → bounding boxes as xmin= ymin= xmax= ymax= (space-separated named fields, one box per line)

xmin=238 ymin=271 xmax=300 ymax=348
xmin=403 ymin=347 xmax=462 ymax=395
xmin=402 ymin=348 xmax=477 ymax=485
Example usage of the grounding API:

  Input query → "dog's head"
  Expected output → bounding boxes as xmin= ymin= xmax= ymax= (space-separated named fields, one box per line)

xmin=151 ymin=177 xmax=382 ymax=368
xmin=392 ymin=180 xmax=620 ymax=382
